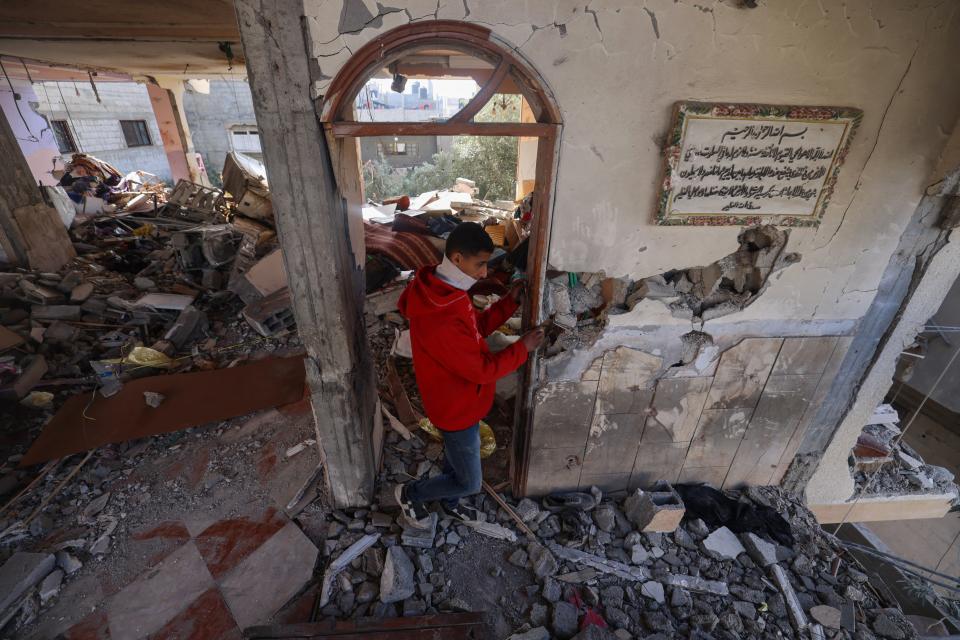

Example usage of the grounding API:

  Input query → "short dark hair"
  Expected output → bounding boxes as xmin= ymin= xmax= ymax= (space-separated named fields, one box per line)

xmin=445 ymin=221 xmax=494 ymax=258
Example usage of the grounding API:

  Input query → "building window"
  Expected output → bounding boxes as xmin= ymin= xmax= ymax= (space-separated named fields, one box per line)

xmin=230 ymin=126 xmax=262 ymax=155
xmin=51 ymin=120 xmax=76 ymax=153
xmin=120 ymin=120 xmax=151 ymax=147
xmin=382 ymin=141 xmax=417 ymax=156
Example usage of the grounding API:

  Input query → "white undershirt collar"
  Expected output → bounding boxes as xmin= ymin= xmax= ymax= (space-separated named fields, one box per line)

xmin=435 ymin=254 xmax=477 ymax=291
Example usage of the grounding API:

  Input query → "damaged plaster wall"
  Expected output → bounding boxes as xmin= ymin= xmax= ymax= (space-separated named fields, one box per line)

xmin=301 ymin=0 xmax=960 ymax=496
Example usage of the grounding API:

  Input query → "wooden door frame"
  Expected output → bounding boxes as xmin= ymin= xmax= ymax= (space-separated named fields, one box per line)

xmin=320 ymin=21 xmax=561 ymax=497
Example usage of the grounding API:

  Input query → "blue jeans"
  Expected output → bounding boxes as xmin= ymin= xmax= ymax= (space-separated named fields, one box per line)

xmin=406 ymin=423 xmax=482 ymax=508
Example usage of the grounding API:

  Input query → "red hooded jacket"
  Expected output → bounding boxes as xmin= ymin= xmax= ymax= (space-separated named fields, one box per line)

xmin=398 ymin=266 xmax=528 ymax=431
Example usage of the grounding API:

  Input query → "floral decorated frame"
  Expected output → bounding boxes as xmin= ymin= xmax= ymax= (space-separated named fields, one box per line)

xmin=655 ymin=101 xmax=863 ymax=227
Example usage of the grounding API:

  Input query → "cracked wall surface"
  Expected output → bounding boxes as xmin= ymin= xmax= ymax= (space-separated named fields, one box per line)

xmin=301 ymin=0 xmax=960 ymax=495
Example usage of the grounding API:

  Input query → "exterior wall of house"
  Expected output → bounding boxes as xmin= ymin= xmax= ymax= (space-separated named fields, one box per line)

xmin=359 ymin=135 xmax=438 ymax=169
xmin=302 ymin=0 xmax=960 ymax=500
xmin=33 ymin=81 xmax=170 ymax=182
xmin=0 ymin=77 xmax=61 ymax=185
xmin=181 ymin=79 xmax=259 ymax=185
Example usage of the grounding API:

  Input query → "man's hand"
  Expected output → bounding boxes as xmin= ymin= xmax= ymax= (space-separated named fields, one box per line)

xmin=520 ymin=326 xmax=546 ymax=352
xmin=508 ymin=279 xmax=527 ymax=303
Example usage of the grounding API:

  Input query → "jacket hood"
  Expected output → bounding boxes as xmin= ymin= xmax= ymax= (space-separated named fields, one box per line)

xmin=398 ymin=266 xmax=467 ymax=319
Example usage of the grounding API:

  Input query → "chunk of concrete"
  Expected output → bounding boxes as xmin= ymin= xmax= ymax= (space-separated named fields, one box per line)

xmin=551 ymin=600 xmax=579 ymax=639
xmin=702 ymin=526 xmax=745 ymax=561
xmin=740 ymin=532 xmax=778 ymax=567
xmin=622 ymin=482 xmax=685 ymax=532
xmin=529 ymin=544 xmax=559 ymax=579
xmin=508 ymin=628 xmax=550 ymax=640
xmin=39 ymin=569 xmax=64 ymax=604
xmin=641 ymin=580 xmax=665 ymax=604
xmin=55 ymin=551 xmax=83 ymax=575
xmin=810 ymin=605 xmax=842 ymax=629
xmin=380 ymin=546 xmax=415 ymax=604
xmin=0 ymin=552 xmax=56 ymax=613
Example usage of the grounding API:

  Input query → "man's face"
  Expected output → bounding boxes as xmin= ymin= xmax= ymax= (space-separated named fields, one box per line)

xmin=451 ymin=250 xmax=491 ymax=281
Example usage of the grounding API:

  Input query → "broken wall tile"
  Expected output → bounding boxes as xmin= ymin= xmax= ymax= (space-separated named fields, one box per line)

xmin=723 ymin=375 xmax=819 ymax=489
xmin=596 ymin=347 xmax=661 ymax=414
xmin=771 ymin=337 xmax=840 ymax=376
xmin=677 ymin=465 xmax=730 ymax=488
xmin=643 ymin=377 xmax=712 ymax=443
xmin=705 ymin=338 xmax=783 ymax=410
xmin=769 ymin=336 xmax=851 ymax=485
xmin=630 ymin=441 xmax=689 ymax=488
xmin=530 ymin=380 xmax=599 ymax=450
xmin=582 ymin=413 xmax=644 ymax=476
xmin=684 ymin=408 xmax=752 ymax=469
xmin=525 ymin=446 xmax=584 ymax=496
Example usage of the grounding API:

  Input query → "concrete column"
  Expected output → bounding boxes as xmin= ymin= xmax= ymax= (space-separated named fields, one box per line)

xmin=146 ymin=78 xmax=209 ymax=186
xmin=236 ymin=0 xmax=378 ymax=506
xmin=0 ymin=103 xmax=75 ymax=270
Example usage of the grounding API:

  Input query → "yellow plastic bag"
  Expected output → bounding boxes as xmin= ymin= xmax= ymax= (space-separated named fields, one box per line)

xmin=417 ymin=418 xmax=497 ymax=459
xmin=102 ymin=346 xmax=175 ymax=369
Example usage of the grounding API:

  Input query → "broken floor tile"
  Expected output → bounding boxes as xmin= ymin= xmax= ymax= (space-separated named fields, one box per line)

xmin=107 ymin=542 xmax=215 ymax=640
xmin=218 ymin=522 xmax=318 ymax=629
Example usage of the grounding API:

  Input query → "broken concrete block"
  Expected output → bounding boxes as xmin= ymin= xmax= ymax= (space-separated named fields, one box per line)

xmin=640 ymin=580 xmax=665 ymax=604
xmin=701 ymin=526 xmax=745 ymax=561
xmin=0 ymin=552 xmax=55 ymax=613
xmin=400 ymin=512 xmax=437 ymax=549
xmin=39 ymin=568 xmax=64 ymax=604
xmin=515 ymin=498 xmax=540 ymax=523
xmin=550 ymin=601 xmax=579 ymax=639
xmin=508 ymin=627 xmax=550 ymax=640
xmin=55 ymin=552 xmax=82 ymax=575
xmin=740 ymin=532 xmax=778 ymax=567
xmin=70 ymin=282 xmax=94 ymax=303
xmin=623 ymin=482 xmax=685 ymax=532
xmin=143 ymin=392 xmax=165 ymax=408
xmin=380 ymin=546 xmax=415 ymax=604
xmin=162 ymin=305 xmax=208 ymax=350
xmin=13 ymin=355 xmax=47 ymax=398
xmin=528 ymin=543 xmax=559 ymax=579
xmin=811 ymin=605 xmax=842 ymax=629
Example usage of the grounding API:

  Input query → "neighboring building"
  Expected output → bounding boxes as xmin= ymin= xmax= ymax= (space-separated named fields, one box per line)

xmin=32 ymin=81 xmax=170 ymax=182
xmin=359 ymin=135 xmax=438 ymax=169
xmin=181 ymin=78 xmax=261 ymax=186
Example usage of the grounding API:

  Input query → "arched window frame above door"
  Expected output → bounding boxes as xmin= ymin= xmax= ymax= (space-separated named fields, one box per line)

xmin=320 ymin=20 xmax=562 ymax=137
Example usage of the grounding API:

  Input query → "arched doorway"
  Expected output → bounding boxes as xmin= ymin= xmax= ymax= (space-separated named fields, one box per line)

xmin=322 ymin=21 xmax=562 ymax=496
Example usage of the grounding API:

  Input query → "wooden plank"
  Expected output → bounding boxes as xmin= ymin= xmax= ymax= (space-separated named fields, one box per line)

xmin=236 ymin=0 xmax=377 ymax=507
xmin=810 ymin=493 xmax=956 ymax=523
xmin=448 ymin=59 xmax=510 ymax=123
xmin=643 ymin=377 xmax=712 ymax=443
xmin=329 ymin=121 xmax=554 ymax=138
xmin=244 ymin=612 xmax=487 ymax=638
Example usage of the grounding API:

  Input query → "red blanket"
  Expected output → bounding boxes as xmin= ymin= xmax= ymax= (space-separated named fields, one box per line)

xmin=364 ymin=221 xmax=441 ymax=270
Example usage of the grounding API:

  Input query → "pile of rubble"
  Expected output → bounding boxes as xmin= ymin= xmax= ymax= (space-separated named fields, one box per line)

xmin=852 ymin=405 xmax=958 ymax=497
xmin=0 ymin=151 xmax=306 ymax=630
xmin=303 ymin=419 xmax=922 ymax=639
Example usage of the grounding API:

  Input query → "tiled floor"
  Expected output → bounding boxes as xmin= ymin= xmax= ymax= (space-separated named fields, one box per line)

xmin=63 ymin=508 xmax=318 ymax=640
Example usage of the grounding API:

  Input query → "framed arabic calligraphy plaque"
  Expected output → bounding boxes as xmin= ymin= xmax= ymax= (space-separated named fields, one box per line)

xmin=656 ymin=102 xmax=862 ymax=226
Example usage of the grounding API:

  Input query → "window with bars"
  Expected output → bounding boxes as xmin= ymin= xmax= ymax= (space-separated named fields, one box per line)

xmin=120 ymin=120 xmax=151 ymax=147
xmin=379 ymin=140 xmax=418 ymax=156
xmin=51 ymin=120 xmax=76 ymax=153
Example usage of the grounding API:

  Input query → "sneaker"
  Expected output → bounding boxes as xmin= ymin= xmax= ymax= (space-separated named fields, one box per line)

xmin=395 ymin=484 xmax=431 ymax=529
xmin=442 ymin=500 xmax=480 ymax=523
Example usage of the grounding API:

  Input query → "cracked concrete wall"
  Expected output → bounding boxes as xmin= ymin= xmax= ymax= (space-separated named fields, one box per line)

xmin=301 ymin=0 xmax=960 ymax=495
xmin=304 ymin=0 xmax=960 ymax=331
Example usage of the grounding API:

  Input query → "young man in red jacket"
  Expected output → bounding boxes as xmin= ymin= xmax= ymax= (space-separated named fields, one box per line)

xmin=396 ymin=222 xmax=545 ymax=526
